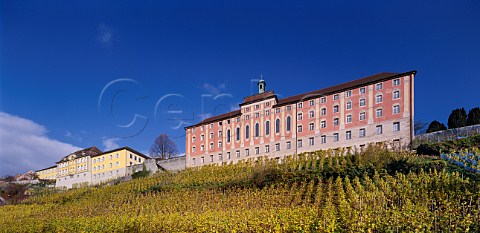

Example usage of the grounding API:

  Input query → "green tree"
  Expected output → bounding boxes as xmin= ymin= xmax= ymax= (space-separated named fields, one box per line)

xmin=426 ymin=120 xmax=447 ymax=133
xmin=447 ymin=108 xmax=467 ymax=129
xmin=466 ymin=107 xmax=480 ymax=126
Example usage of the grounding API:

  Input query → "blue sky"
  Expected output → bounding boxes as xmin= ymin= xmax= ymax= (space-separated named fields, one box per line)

xmin=1 ymin=0 xmax=479 ymax=176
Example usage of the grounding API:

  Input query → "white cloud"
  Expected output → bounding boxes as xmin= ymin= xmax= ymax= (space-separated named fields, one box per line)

xmin=198 ymin=113 xmax=213 ymax=121
xmin=202 ymin=83 xmax=226 ymax=95
xmin=64 ymin=130 xmax=83 ymax=142
xmin=0 ymin=112 xmax=81 ymax=176
xmin=97 ymin=23 xmax=115 ymax=48
xmin=102 ymin=137 xmax=120 ymax=151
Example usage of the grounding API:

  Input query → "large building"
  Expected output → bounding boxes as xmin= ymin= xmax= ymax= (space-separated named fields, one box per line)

xmin=36 ymin=146 xmax=150 ymax=189
xmin=185 ymin=71 xmax=416 ymax=167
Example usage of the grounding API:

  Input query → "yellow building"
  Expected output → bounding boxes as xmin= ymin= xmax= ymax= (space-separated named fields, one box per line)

xmin=36 ymin=146 xmax=151 ymax=189
xmin=90 ymin=147 xmax=148 ymax=185
xmin=35 ymin=165 xmax=57 ymax=180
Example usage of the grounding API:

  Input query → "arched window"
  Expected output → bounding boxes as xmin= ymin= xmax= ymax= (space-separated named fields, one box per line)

xmin=227 ymin=129 xmax=231 ymax=143
xmin=245 ymin=125 xmax=250 ymax=139
xmin=255 ymin=123 xmax=260 ymax=137
xmin=286 ymin=116 xmax=292 ymax=132
xmin=265 ymin=121 xmax=270 ymax=135
xmin=275 ymin=119 xmax=280 ymax=133
xmin=236 ymin=127 xmax=240 ymax=141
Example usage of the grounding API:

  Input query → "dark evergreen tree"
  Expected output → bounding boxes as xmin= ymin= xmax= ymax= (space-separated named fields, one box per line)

xmin=466 ymin=107 xmax=480 ymax=126
xmin=426 ymin=120 xmax=447 ymax=133
xmin=447 ymin=108 xmax=467 ymax=129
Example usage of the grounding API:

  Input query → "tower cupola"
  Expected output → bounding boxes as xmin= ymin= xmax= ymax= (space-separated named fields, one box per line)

xmin=258 ymin=75 xmax=266 ymax=94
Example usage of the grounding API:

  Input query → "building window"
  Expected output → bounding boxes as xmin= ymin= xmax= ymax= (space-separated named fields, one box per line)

xmin=201 ymin=157 xmax=205 ymax=164
xmin=218 ymin=131 xmax=223 ymax=137
xmin=309 ymin=123 xmax=314 ymax=131
xmin=245 ymin=149 xmax=250 ymax=156
xmin=276 ymin=108 xmax=280 ymax=113
xmin=236 ymin=150 xmax=240 ymax=158
xmin=393 ymin=79 xmax=400 ymax=86
xmin=333 ymin=133 xmax=339 ymax=142
xmin=346 ymin=90 xmax=352 ymax=97
xmin=236 ymin=127 xmax=240 ymax=141
xmin=321 ymin=135 xmax=326 ymax=144
xmin=245 ymin=115 xmax=250 ymax=120
xmin=321 ymin=97 xmax=326 ymax=103
xmin=255 ymin=112 xmax=260 ymax=118
xmin=333 ymin=105 xmax=339 ymax=113
xmin=297 ymin=139 xmax=303 ymax=148
xmin=265 ymin=145 xmax=270 ymax=153
xmin=255 ymin=123 xmax=260 ymax=137
xmin=333 ymin=94 xmax=339 ymax=100
xmin=297 ymin=113 xmax=303 ymax=120
xmin=376 ymin=108 xmax=383 ymax=117
xmin=297 ymin=125 xmax=303 ymax=132
xmin=218 ymin=154 xmax=222 ymax=161
xmin=346 ymin=114 xmax=352 ymax=123
xmin=359 ymin=112 xmax=366 ymax=121
xmin=210 ymin=143 xmax=214 ymax=149
xmin=192 ymin=136 xmax=196 ymax=143
xmin=236 ymin=117 xmax=240 ymax=122
xmin=219 ymin=122 xmax=223 ymax=127
xmin=275 ymin=143 xmax=280 ymax=151
xmin=286 ymin=141 xmax=291 ymax=149
xmin=201 ymin=134 xmax=204 ymax=141
xmin=227 ymin=119 xmax=230 ymax=124
xmin=346 ymin=101 xmax=352 ymax=110
xmin=265 ymin=102 xmax=270 ymax=107
xmin=227 ymin=152 xmax=231 ymax=160
xmin=321 ymin=120 xmax=326 ymax=128
xmin=286 ymin=116 xmax=292 ymax=132
xmin=393 ymin=90 xmax=400 ymax=99
xmin=201 ymin=125 xmax=204 ymax=131
xmin=360 ymin=98 xmax=366 ymax=107
xmin=309 ymin=137 xmax=314 ymax=146
xmin=360 ymin=87 xmax=366 ymax=94
xmin=275 ymin=119 xmax=280 ymax=134
xmin=286 ymin=105 xmax=291 ymax=111
xmin=192 ymin=146 xmax=196 ymax=152
xmin=309 ymin=100 xmax=314 ymax=106
xmin=218 ymin=141 xmax=222 ymax=148
xmin=255 ymin=104 xmax=260 ymax=109
xmin=109 ymin=163 xmax=112 ymax=168
xmin=359 ymin=128 xmax=366 ymax=138
xmin=201 ymin=145 xmax=205 ymax=151
xmin=265 ymin=121 xmax=270 ymax=135
xmin=346 ymin=131 xmax=352 ymax=140
xmin=393 ymin=105 xmax=400 ymax=114
xmin=210 ymin=155 xmax=213 ymax=162
xmin=245 ymin=125 xmax=250 ymax=139
xmin=376 ymin=125 xmax=383 ymax=134
xmin=376 ymin=94 xmax=383 ymax=103
xmin=265 ymin=110 xmax=270 ymax=116
xmin=376 ymin=83 xmax=383 ymax=90
xmin=321 ymin=108 xmax=326 ymax=116
xmin=227 ymin=129 xmax=231 ymax=143
xmin=333 ymin=118 xmax=339 ymax=126
xmin=298 ymin=102 xmax=303 ymax=108
xmin=309 ymin=110 xmax=314 ymax=118
xmin=393 ymin=122 xmax=400 ymax=132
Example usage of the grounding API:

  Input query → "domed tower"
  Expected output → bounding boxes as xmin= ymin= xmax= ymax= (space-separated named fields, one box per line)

xmin=258 ymin=75 xmax=266 ymax=94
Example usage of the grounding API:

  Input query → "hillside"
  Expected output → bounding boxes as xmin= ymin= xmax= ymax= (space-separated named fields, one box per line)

xmin=0 ymin=145 xmax=479 ymax=232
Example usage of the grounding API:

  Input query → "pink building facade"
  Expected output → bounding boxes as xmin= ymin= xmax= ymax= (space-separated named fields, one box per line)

xmin=185 ymin=71 xmax=416 ymax=167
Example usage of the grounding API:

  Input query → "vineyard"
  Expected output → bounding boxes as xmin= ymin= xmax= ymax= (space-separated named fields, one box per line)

xmin=442 ymin=149 xmax=480 ymax=173
xmin=1 ymin=145 xmax=480 ymax=232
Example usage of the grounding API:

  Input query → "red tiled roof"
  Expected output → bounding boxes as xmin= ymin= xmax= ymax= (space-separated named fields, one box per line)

xmin=186 ymin=110 xmax=241 ymax=129
xmin=57 ymin=146 xmax=103 ymax=163
xmin=241 ymin=91 xmax=276 ymax=106
xmin=275 ymin=71 xmax=416 ymax=106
